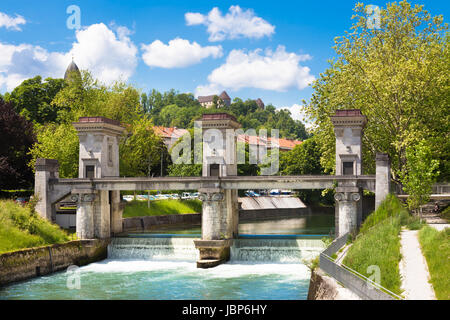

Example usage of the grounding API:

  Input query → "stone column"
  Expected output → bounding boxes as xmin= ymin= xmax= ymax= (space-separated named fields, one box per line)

xmin=225 ymin=189 xmax=239 ymax=239
xmin=334 ymin=189 xmax=361 ymax=237
xmin=34 ymin=158 xmax=59 ymax=221
xmin=199 ymin=191 xmax=227 ymax=240
xmin=375 ymin=153 xmax=391 ymax=209
xmin=110 ymin=190 xmax=124 ymax=235
xmin=74 ymin=193 xmax=96 ymax=239
xmin=95 ymin=190 xmax=110 ymax=239
xmin=194 ymin=189 xmax=232 ymax=268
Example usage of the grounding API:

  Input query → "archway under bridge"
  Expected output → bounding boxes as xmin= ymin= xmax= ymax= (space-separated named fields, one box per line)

xmin=34 ymin=111 xmax=390 ymax=268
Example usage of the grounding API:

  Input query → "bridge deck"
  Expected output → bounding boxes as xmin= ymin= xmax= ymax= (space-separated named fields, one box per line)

xmin=52 ymin=175 xmax=376 ymax=192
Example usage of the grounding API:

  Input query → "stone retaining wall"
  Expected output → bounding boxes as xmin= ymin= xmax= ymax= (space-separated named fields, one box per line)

xmin=122 ymin=213 xmax=201 ymax=231
xmin=122 ymin=207 xmax=331 ymax=232
xmin=0 ymin=239 xmax=109 ymax=287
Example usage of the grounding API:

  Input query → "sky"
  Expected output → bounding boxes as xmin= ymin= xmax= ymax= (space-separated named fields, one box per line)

xmin=0 ymin=0 xmax=448 ymax=122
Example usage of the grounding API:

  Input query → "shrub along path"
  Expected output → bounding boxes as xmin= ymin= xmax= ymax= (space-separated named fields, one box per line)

xmin=399 ymin=229 xmax=436 ymax=300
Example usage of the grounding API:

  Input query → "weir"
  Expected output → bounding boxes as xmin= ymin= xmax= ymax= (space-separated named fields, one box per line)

xmin=108 ymin=236 xmax=325 ymax=263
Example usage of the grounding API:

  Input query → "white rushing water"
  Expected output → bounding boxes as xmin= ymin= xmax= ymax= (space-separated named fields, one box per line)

xmin=108 ymin=236 xmax=324 ymax=264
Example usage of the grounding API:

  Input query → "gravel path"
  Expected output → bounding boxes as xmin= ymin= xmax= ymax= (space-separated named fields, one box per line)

xmin=399 ymin=230 xmax=436 ymax=300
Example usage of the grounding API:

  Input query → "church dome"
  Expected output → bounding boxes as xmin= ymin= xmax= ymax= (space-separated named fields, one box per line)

xmin=64 ymin=60 xmax=81 ymax=80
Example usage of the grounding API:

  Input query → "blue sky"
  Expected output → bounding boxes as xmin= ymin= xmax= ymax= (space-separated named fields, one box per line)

xmin=0 ymin=0 xmax=448 ymax=120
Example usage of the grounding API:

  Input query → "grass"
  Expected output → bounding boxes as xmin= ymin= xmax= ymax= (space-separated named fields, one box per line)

xmin=123 ymin=199 xmax=202 ymax=218
xmin=342 ymin=194 xmax=408 ymax=295
xmin=0 ymin=200 xmax=70 ymax=254
xmin=441 ymin=205 xmax=450 ymax=222
xmin=418 ymin=226 xmax=450 ymax=300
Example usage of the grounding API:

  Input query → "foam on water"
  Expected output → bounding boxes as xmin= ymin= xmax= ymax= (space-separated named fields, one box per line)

xmin=78 ymin=259 xmax=312 ymax=282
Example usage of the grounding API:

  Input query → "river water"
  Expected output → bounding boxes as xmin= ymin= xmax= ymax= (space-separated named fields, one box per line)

xmin=0 ymin=213 xmax=334 ymax=300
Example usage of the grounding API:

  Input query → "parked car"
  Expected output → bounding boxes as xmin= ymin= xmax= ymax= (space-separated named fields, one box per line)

xmin=122 ymin=195 xmax=134 ymax=202
xmin=181 ymin=192 xmax=191 ymax=200
xmin=245 ymin=190 xmax=260 ymax=197
xmin=14 ymin=197 xmax=29 ymax=205
xmin=191 ymin=192 xmax=199 ymax=199
xmin=269 ymin=189 xmax=280 ymax=195
xmin=170 ymin=194 xmax=180 ymax=200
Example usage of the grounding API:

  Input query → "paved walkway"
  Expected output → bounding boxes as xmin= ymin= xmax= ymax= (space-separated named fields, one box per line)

xmin=399 ymin=230 xmax=436 ymax=300
xmin=429 ymin=224 xmax=449 ymax=232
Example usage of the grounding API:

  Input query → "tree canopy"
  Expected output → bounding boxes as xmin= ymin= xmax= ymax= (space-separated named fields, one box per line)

xmin=142 ymin=90 xmax=309 ymax=141
xmin=304 ymin=0 xmax=449 ymax=187
xmin=0 ymin=100 xmax=36 ymax=189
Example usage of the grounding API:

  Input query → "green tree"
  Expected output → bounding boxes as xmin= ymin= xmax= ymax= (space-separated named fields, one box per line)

xmin=28 ymin=123 xmax=79 ymax=178
xmin=120 ymin=117 xmax=171 ymax=177
xmin=279 ymin=136 xmax=332 ymax=204
xmin=52 ymin=70 xmax=142 ymax=124
xmin=280 ymin=137 xmax=323 ymax=175
xmin=4 ymin=76 xmax=66 ymax=124
xmin=400 ymin=140 xmax=440 ymax=212
xmin=0 ymin=100 xmax=36 ymax=189
xmin=304 ymin=1 xmax=449 ymax=186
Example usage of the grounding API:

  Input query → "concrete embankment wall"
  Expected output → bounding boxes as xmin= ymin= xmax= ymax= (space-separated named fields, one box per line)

xmin=307 ymin=268 xmax=361 ymax=300
xmin=122 ymin=202 xmax=331 ymax=232
xmin=0 ymin=240 xmax=109 ymax=287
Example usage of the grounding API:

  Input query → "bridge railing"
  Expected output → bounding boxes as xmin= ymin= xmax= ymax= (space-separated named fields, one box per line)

xmin=319 ymin=233 xmax=404 ymax=300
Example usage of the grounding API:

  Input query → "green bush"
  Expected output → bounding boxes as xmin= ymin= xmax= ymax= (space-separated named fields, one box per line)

xmin=441 ymin=206 xmax=450 ymax=222
xmin=418 ymin=226 xmax=450 ymax=300
xmin=0 ymin=200 xmax=69 ymax=253
xmin=358 ymin=194 xmax=408 ymax=235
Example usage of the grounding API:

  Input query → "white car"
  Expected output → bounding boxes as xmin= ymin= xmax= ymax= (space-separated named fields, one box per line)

xmin=122 ymin=195 xmax=134 ymax=202
xmin=181 ymin=192 xmax=191 ymax=200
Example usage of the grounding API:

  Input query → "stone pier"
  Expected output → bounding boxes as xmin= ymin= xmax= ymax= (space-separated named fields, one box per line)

xmin=375 ymin=153 xmax=391 ymax=209
xmin=194 ymin=114 xmax=240 ymax=268
xmin=34 ymin=158 xmax=60 ymax=222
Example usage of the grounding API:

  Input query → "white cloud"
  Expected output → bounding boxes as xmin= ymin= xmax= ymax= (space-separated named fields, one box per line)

xmin=279 ymin=104 xmax=313 ymax=128
xmin=185 ymin=12 xmax=206 ymax=25
xmin=0 ymin=12 xmax=26 ymax=31
xmin=185 ymin=5 xmax=275 ymax=42
xmin=70 ymin=23 xmax=138 ymax=83
xmin=195 ymin=46 xmax=314 ymax=95
xmin=141 ymin=38 xmax=222 ymax=68
xmin=0 ymin=23 xmax=138 ymax=91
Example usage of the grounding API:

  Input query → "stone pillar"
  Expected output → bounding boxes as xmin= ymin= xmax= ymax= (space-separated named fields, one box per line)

xmin=194 ymin=189 xmax=232 ymax=268
xmin=110 ymin=190 xmax=124 ymax=235
xmin=225 ymin=189 xmax=239 ymax=239
xmin=73 ymin=117 xmax=125 ymax=239
xmin=73 ymin=192 xmax=96 ymax=239
xmin=334 ymin=188 xmax=361 ymax=237
xmin=34 ymin=158 xmax=59 ymax=222
xmin=375 ymin=153 xmax=391 ymax=209
xmin=96 ymin=190 xmax=110 ymax=239
xmin=194 ymin=113 xmax=240 ymax=268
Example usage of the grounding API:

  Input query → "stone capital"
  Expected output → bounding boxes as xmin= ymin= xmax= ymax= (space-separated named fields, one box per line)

xmin=198 ymin=192 xmax=224 ymax=202
xmin=334 ymin=192 xmax=361 ymax=202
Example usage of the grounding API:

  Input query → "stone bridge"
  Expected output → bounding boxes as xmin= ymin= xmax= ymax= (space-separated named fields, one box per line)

xmin=34 ymin=111 xmax=391 ymax=268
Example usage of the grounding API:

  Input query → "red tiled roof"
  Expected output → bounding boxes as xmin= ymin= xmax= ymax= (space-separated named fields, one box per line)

xmin=219 ymin=91 xmax=231 ymax=100
xmin=153 ymin=126 xmax=189 ymax=140
xmin=198 ymin=95 xmax=216 ymax=103
xmin=333 ymin=109 xmax=363 ymax=117
xmin=77 ymin=116 xmax=121 ymax=126
xmin=237 ymin=134 xmax=302 ymax=150
xmin=152 ymin=125 xmax=302 ymax=151
xmin=202 ymin=113 xmax=237 ymax=121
